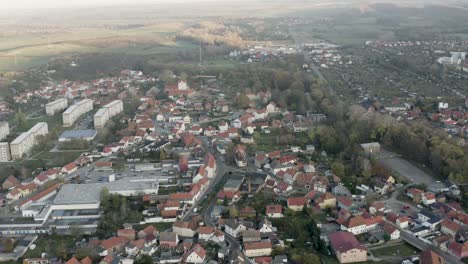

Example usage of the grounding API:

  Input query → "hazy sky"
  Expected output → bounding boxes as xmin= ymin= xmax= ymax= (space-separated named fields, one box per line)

xmin=0 ymin=0 xmax=217 ymax=10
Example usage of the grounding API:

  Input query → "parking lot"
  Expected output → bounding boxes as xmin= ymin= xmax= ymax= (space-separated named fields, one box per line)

xmin=377 ymin=154 xmax=435 ymax=186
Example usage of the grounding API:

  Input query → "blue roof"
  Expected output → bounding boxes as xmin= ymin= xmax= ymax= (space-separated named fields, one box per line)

xmin=59 ymin=129 xmax=97 ymax=139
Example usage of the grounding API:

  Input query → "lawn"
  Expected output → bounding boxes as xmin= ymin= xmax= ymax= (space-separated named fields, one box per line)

xmin=321 ymin=256 xmax=393 ymax=264
xmin=134 ymin=222 xmax=173 ymax=233
xmin=23 ymin=235 xmax=78 ymax=259
xmin=371 ymin=242 xmax=420 ymax=257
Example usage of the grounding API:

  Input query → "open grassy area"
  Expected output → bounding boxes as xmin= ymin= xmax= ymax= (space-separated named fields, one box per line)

xmin=371 ymin=242 xmax=420 ymax=257
xmin=321 ymin=256 xmax=393 ymax=264
xmin=23 ymin=235 xmax=78 ymax=259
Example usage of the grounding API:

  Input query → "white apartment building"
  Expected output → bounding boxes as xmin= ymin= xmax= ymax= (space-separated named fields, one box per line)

xmin=104 ymin=100 xmax=124 ymax=118
xmin=0 ymin=142 xmax=11 ymax=162
xmin=0 ymin=122 xmax=10 ymax=141
xmin=93 ymin=108 xmax=109 ymax=129
xmin=93 ymin=100 xmax=123 ymax=129
xmin=10 ymin=122 xmax=48 ymax=159
xmin=63 ymin=99 xmax=93 ymax=127
xmin=46 ymin=98 xmax=68 ymax=116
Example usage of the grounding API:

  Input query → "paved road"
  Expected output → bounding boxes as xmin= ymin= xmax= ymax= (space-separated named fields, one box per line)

xmin=382 ymin=216 xmax=463 ymax=264
xmin=400 ymin=231 xmax=462 ymax=264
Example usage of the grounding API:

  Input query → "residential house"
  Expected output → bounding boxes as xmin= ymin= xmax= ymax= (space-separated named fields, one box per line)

xmin=225 ymin=220 xmax=252 ymax=238
xmin=382 ymin=224 xmax=400 ymax=240
xmin=287 ymin=197 xmax=308 ymax=211
xmin=243 ymin=241 xmax=273 ymax=258
xmin=422 ymin=192 xmax=436 ymax=206
xmin=337 ymin=197 xmax=354 ymax=211
xmin=61 ymin=162 xmax=77 ymax=175
xmin=397 ymin=216 xmax=410 ymax=229
xmin=242 ymin=229 xmax=261 ymax=242
xmin=266 ymin=204 xmax=283 ymax=218
xmin=406 ymin=188 xmax=424 ymax=203
xmin=234 ymin=144 xmax=247 ymax=167
xmin=369 ymin=202 xmax=385 ymax=215
xmin=418 ymin=210 xmax=442 ymax=230
xmin=315 ymin=192 xmax=336 ymax=209
xmin=99 ymin=236 xmax=129 ymax=256
xmin=137 ymin=225 xmax=158 ymax=239
xmin=448 ymin=241 xmax=468 ymax=258
xmin=117 ymin=229 xmax=136 ymax=240
xmin=339 ymin=215 xmax=383 ymax=235
xmin=2 ymin=175 xmax=19 ymax=190
xmin=197 ymin=226 xmax=216 ymax=241
xmin=258 ymin=219 xmax=276 ymax=236
xmin=329 ymin=231 xmax=367 ymax=263
xmin=173 ymin=220 xmax=198 ymax=237
xmin=419 ymin=250 xmax=445 ymax=264
xmin=185 ymin=244 xmax=206 ymax=264
xmin=440 ymin=219 xmax=461 ymax=237
xmin=159 ymin=232 xmax=179 ymax=248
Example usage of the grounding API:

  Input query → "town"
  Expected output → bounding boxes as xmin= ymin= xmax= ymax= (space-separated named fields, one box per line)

xmin=0 ymin=61 xmax=465 ymax=264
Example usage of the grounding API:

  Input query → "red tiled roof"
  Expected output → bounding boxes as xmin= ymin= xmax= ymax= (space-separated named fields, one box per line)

xmin=244 ymin=241 xmax=272 ymax=251
xmin=266 ymin=204 xmax=282 ymax=214
xmin=420 ymin=250 xmax=445 ymax=264
xmin=100 ymin=236 xmax=128 ymax=250
xmin=287 ymin=196 xmax=308 ymax=207
xmin=329 ymin=231 xmax=366 ymax=253
xmin=189 ymin=244 xmax=206 ymax=259
xmin=95 ymin=161 xmax=112 ymax=167
xmin=383 ymin=224 xmax=397 ymax=235
xmin=441 ymin=219 xmax=461 ymax=232
xmin=80 ymin=256 xmax=92 ymax=264
xmin=65 ymin=257 xmax=81 ymax=264
xmin=169 ymin=192 xmax=193 ymax=201
xmin=337 ymin=197 xmax=353 ymax=207
xmin=161 ymin=210 xmax=178 ymax=218
xmin=63 ymin=162 xmax=77 ymax=171
xmin=197 ymin=226 xmax=215 ymax=235
xmin=385 ymin=213 xmax=398 ymax=223
xmin=18 ymin=183 xmax=61 ymax=207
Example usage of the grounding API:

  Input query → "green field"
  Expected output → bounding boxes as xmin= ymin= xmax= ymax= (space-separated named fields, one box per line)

xmin=371 ymin=243 xmax=420 ymax=257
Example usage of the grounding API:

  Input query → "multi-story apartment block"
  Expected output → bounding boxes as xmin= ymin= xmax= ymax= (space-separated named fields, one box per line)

xmin=0 ymin=142 xmax=11 ymax=162
xmin=63 ymin=99 xmax=93 ymax=127
xmin=10 ymin=122 xmax=48 ymax=159
xmin=94 ymin=108 xmax=109 ymax=129
xmin=45 ymin=98 xmax=68 ymax=116
xmin=0 ymin=122 xmax=10 ymax=141
xmin=94 ymin=100 xmax=123 ymax=129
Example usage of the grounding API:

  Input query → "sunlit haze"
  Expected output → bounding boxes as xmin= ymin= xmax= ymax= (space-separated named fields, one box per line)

xmin=0 ymin=0 xmax=219 ymax=10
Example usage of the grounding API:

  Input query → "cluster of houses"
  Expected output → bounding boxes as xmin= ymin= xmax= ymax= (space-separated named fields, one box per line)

xmin=1 ymin=154 xmax=93 ymax=203
xmin=12 ymin=70 xmax=153 ymax=105
xmin=229 ymin=45 xmax=299 ymax=63
xmin=429 ymin=107 xmax=468 ymax=139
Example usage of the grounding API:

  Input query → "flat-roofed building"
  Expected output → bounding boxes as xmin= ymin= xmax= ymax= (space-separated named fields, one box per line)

xmin=0 ymin=142 xmax=10 ymax=162
xmin=10 ymin=122 xmax=48 ymax=159
xmin=63 ymin=99 xmax=93 ymax=127
xmin=58 ymin=129 xmax=97 ymax=142
xmin=93 ymin=108 xmax=110 ymax=129
xmin=0 ymin=122 xmax=9 ymax=141
xmin=94 ymin=100 xmax=123 ymax=129
xmin=45 ymin=98 xmax=68 ymax=116
xmin=104 ymin=100 xmax=123 ymax=118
